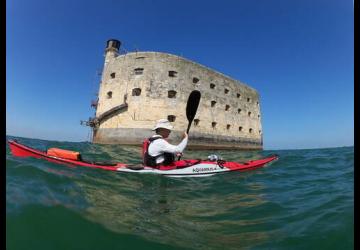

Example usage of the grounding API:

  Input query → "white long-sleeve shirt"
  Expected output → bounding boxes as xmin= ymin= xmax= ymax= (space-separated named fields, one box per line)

xmin=148 ymin=135 xmax=188 ymax=164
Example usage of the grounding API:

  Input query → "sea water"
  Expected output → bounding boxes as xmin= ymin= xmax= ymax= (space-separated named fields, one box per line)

xmin=6 ymin=136 xmax=354 ymax=250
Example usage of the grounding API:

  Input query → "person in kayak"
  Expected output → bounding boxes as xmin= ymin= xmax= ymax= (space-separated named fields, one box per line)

xmin=143 ymin=119 xmax=188 ymax=167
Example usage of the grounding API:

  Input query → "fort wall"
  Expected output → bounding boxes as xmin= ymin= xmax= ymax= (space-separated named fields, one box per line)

xmin=91 ymin=40 xmax=263 ymax=149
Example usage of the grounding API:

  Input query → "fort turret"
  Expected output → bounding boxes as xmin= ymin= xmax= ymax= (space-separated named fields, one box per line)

xmin=104 ymin=39 xmax=121 ymax=67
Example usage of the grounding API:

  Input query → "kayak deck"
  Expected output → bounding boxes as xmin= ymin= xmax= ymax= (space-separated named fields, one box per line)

xmin=8 ymin=140 xmax=278 ymax=176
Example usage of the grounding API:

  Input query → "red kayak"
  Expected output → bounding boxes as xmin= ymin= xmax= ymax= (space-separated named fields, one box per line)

xmin=8 ymin=140 xmax=278 ymax=177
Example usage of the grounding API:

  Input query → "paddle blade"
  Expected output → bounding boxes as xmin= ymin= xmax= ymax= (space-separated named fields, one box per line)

xmin=179 ymin=90 xmax=201 ymax=160
xmin=186 ymin=90 xmax=201 ymax=122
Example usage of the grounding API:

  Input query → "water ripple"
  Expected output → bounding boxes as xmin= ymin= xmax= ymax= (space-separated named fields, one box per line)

xmin=6 ymin=136 xmax=354 ymax=250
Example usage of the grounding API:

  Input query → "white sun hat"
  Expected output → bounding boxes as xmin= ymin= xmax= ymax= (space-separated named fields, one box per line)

xmin=152 ymin=119 xmax=174 ymax=131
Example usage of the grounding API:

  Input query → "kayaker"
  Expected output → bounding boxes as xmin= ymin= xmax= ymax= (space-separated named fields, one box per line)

xmin=143 ymin=119 xmax=188 ymax=167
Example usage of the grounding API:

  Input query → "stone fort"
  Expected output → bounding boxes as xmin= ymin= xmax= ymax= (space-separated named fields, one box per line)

xmin=86 ymin=39 xmax=263 ymax=150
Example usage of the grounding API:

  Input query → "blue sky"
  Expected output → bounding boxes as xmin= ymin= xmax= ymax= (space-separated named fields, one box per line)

xmin=6 ymin=0 xmax=354 ymax=150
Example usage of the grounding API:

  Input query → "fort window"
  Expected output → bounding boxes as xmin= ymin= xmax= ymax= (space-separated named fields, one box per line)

xmin=132 ymin=88 xmax=142 ymax=96
xmin=211 ymin=101 xmax=217 ymax=107
xmin=136 ymin=56 xmax=146 ymax=59
xmin=107 ymin=91 xmax=112 ymax=99
xmin=247 ymin=97 xmax=251 ymax=102
xmin=225 ymin=105 xmax=230 ymax=111
xmin=168 ymin=115 xmax=176 ymax=122
xmin=258 ymin=114 xmax=260 ymax=119
xmin=193 ymin=77 xmax=199 ymax=83
xmin=212 ymin=122 xmax=217 ymax=128
xmin=169 ymin=71 xmax=177 ymax=77
xmin=134 ymin=68 xmax=144 ymax=75
xmin=168 ymin=90 xmax=177 ymax=98
xmin=259 ymin=130 xmax=262 ymax=134
xmin=224 ymin=88 xmax=229 ymax=94
xmin=110 ymin=72 xmax=116 ymax=79
xmin=249 ymin=128 xmax=253 ymax=133
xmin=237 ymin=93 xmax=241 ymax=98
xmin=239 ymin=126 xmax=243 ymax=131
xmin=237 ymin=108 xmax=242 ymax=114
xmin=257 ymin=101 xmax=259 ymax=105
xmin=248 ymin=111 xmax=252 ymax=117
xmin=210 ymin=83 xmax=215 ymax=89
xmin=226 ymin=124 xmax=231 ymax=130
xmin=194 ymin=119 xmax=200 ymax=126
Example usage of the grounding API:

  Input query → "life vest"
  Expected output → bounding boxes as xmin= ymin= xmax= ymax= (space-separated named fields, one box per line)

xmin=142 ymin=137 xmax=175 ymax=167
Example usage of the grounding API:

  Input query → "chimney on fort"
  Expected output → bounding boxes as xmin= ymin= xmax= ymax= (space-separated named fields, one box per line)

xmin=106 ymin=39 xmax=121 ymax=52
xmin=104 ymin=39 xmax=121 ymax=66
